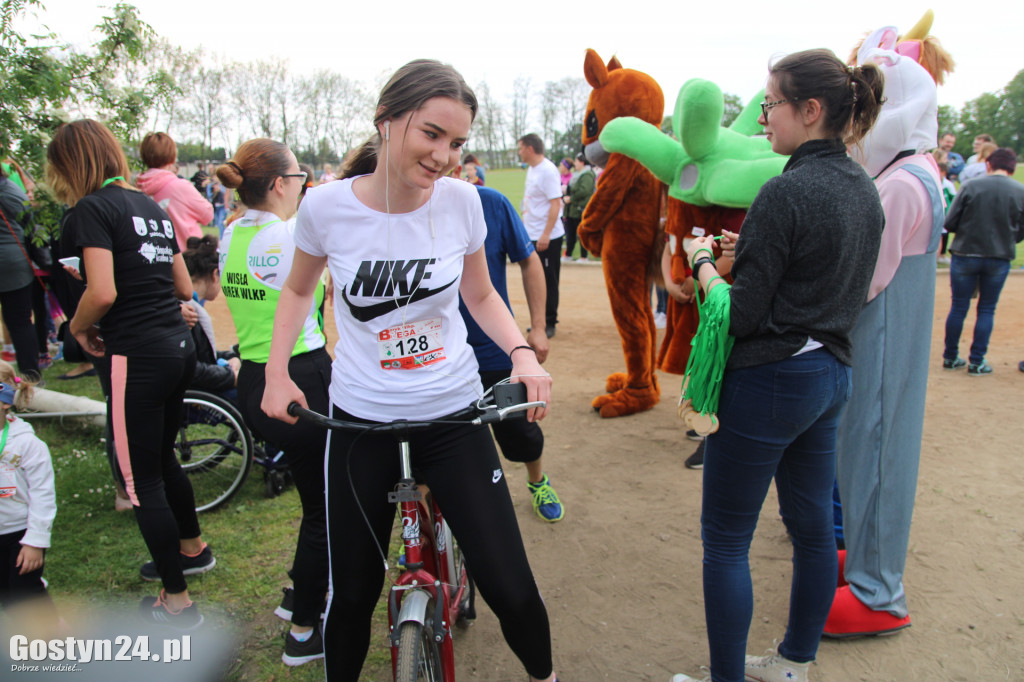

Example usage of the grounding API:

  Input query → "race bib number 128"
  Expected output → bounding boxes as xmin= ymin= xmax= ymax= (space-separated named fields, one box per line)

xmin=378 ymin=317 xmax=446 ymax=370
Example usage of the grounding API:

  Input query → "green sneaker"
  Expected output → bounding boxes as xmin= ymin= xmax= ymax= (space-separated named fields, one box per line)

xmin=527 ymin=474 xmax=564 ymax=523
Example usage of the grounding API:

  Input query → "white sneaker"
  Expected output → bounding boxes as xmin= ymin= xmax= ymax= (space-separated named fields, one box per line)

xmin=744 ymin=647 xmax=810 ymax=682
xmin=670 ymin=673 xmax=709 ymax=682
xmin=654 ymin=312 xmax=667 ymax=329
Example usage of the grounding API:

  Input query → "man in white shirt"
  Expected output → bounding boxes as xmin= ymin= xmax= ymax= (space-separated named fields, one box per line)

xmin=517 ymin=134 xmax=564 ymax=338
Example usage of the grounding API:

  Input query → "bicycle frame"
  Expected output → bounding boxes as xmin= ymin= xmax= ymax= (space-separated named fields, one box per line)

xmin=288 ymin=397 xmax=543 ymax=682
xmin=387 ymin=437 xmax=468 ymax=682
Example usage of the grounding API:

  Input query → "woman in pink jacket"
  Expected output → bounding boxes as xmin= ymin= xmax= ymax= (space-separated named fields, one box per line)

xmin=136 ymin=133 xmax=213 ymax=251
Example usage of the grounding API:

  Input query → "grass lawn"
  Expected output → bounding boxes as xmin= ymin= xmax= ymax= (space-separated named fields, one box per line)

xmin=23 ymin=360 xmax=400 ymax=681
xmin=483 ymin=167 xmax=527 ymax=212
xmin=483 ymin=167 xmax=593 ymax=259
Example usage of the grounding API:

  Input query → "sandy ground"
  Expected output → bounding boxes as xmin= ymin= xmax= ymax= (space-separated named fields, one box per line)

xmin=208 ymin=263 xmax=1024 ymax=682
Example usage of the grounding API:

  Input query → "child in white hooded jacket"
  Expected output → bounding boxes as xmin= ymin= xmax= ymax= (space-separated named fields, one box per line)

xmin=0 ymin=360 xmax=56 ymax=610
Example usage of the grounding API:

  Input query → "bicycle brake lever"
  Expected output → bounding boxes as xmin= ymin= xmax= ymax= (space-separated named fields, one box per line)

xmin=499 ymin=400 xmax=546 ymax=420
xmin=471 ymin=401 xmax=547 ymax=425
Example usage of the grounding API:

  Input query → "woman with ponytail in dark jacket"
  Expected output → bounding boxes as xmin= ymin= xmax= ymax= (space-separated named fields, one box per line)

xmin=672 ymin=50 xmax=886 ymax=682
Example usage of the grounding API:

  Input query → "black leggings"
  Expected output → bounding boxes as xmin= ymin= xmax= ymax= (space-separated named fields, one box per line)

xmin=237 ymin=348 xmax=330 ymax=627
xmin=534 ymin=236 xmax=562 ymax=328
xmin=111 ymin=333 xmax=198 ymax=594
xmin=0 ymin=529 xmax=54 ymax=612
xmin=322 ymin=404 xmax=552 ymax=681
xmin=31 ymin=278 xmax=50 ymax=352
xmin=563 ymin=216 xmax=588 ymax=260
xmin=0 ymin=283 xmax=39 ymax=376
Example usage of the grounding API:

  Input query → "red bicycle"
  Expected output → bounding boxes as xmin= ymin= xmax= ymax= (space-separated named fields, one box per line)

xmin=289 ymin=384 xmax=542 ymax=682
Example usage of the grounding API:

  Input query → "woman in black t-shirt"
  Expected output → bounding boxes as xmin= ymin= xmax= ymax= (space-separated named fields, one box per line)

xmin=48 ymin=120 xmax=212 ymax=629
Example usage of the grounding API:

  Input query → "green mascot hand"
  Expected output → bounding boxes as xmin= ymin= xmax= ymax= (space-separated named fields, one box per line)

xmin=601 ymin=79 xmax=787 ymax=209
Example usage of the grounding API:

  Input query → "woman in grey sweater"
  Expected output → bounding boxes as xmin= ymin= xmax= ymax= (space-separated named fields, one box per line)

xmin=673 ymin=49 xmax=885 ymax=682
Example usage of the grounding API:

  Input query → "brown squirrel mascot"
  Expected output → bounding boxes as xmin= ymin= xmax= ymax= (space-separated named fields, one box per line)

xmin=577 ymin=49 xmax=665 ymax=418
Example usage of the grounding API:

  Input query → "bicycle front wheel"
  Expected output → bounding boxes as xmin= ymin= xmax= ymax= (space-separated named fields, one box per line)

xmin=394 ymin=618 xmax=443 ymax=682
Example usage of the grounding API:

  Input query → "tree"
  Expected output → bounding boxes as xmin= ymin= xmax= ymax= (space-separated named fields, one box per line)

xmin=184 ymin=57 xmax=229 ymax=160
xmin=721 ymin=93 xmax=744 ymax=128
xmin=472 ymin=80 xmax=506 ymax=169
xmin=227 ymin=58 xmax=290 ymax=140
xmin=321 ymin=75 xmax=373 ymax=161
xmin=510 ymin=76 xmax=531 ymax=153
xmin=0 ymin=1 xmax=166 ymax=236
xmin=539 ymin=81 xmax=559 ymax=151
xmin=1 ymin=1 xmax=160 ymax=176
xmin=295 ymin=70 xmax=370 ymax=165
xmin=941 ymin=70 xmax=1024 ymax=157
xmin=995 ymin=69 xmax=1024 ymax=155
xmin=958 ymin=92 xmax=1006 ymax=154
xmin=141 ymin=39 xmax=198 ymax=135
xmin=936 ymin=104 xmax=960 ymax=143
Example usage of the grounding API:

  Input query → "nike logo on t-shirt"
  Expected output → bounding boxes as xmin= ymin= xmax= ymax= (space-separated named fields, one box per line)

xmin=340 ymin=279 xmax=458 ymax=322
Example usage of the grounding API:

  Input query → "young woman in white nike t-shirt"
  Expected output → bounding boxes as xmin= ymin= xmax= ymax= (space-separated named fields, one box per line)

xmin=261 ymin=59 xmax=557 ymax=682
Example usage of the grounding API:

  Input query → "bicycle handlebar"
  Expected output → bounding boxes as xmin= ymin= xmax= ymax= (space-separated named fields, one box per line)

xmin=286 ymin=399 xmax=546 ymax=432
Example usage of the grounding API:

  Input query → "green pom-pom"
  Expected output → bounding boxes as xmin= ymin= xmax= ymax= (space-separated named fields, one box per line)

xmin=681 ymin=284 xmax=734 ymax=415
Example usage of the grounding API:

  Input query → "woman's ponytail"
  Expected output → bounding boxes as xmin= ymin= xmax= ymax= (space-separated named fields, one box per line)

xmin=340 ymin=138 xmax=379 ymax=180
xmin=769 ymin=49 xmax=887 ymax=146
xmin=847 ymin=63 xmax=885 ymax=145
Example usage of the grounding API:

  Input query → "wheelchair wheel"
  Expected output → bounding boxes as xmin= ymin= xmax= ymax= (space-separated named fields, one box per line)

xmin=175 ymin=390 xmax=253 ymax=512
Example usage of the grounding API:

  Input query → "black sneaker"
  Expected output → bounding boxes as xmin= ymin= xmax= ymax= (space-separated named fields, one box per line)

xmin=140 ymin=544 xmax=215 ymax=582
xmin=685 ymin=429 xmax=705 ymax=442
xmin=968 ymin=361 xmax=993 ymax=376
xmin=942 ymin=357 xmax=967 ymax=370
xmin=274 ymin=586 xmax=327 ymax=622
xmin=282 ymin=626 xmax=325 ymax=666
xmin=139 ymin=591 xmax=203 ymax=630
xmin=685 ymin=441 xmax=705 ymax=470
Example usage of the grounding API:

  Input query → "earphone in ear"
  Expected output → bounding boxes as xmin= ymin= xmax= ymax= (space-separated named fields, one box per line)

xmin=384 ymin=120 xmax=390 ymax=141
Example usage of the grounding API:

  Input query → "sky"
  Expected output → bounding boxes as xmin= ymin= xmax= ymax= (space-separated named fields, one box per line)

xmin=14 ymin=0 xmax=1022 ymax=118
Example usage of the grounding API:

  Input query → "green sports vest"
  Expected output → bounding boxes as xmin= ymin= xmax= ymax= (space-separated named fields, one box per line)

xmin=222 ymin=219 xmax=325 ymax=363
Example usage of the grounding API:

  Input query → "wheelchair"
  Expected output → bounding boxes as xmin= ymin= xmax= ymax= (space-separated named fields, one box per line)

xmin=175 ymin=390 xmax=291 ymax=512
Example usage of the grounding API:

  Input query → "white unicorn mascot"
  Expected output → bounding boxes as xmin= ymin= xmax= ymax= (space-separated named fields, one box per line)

xmin=827 ymin=11 xmax=952 ymax=639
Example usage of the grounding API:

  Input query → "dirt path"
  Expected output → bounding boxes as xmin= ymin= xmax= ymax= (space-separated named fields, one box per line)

xmin=207 ymin=264 xmax=1024 ymax=682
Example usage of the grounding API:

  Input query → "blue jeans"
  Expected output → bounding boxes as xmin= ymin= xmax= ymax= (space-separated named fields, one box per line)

xmin=943 ymin=255 xmax=1010 ymax=365
xmin=702 ymin=349 xmax=850 ymax=682
xmin=214 ymin=207 xmax=227 ymax=237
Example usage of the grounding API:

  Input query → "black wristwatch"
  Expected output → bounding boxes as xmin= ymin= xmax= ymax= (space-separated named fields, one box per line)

xmin=692 ymin=257 xmax=715 ymax=275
